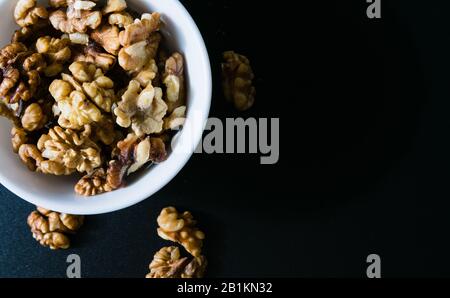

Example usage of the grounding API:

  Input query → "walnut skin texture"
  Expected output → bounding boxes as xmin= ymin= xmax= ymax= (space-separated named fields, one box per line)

xmin=222 ymin=51 xmax=256 ymax=111
xmin=27 ymin=206 xmax=84 ymax=250
xmin=157 ymin=207 xmax=205 ymax=258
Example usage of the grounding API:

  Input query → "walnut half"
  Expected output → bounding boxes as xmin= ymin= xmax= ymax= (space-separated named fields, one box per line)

xmin=157 ymin=207 xmax=205 ymax=258
xmin=75 ymin=168 xmax=115 ymax=196
xmin=146 ymin=246 xmax=207 ymax=278
xmin=27 ymin=206 xmax=84 ymax=250
xmin=21 ymin=103 xmax=47 ymax=131
xmin=113 ymin=79 xmax=168 ymax=136
xmin=222 ymin=51 xmax=256 ymax=111
xmin=14 ymin=0 xmax=48 ymax=28
xmin=37 ymin=125 xmax=102 ymax=174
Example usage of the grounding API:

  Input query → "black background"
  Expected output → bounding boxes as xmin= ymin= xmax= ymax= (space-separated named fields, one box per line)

xmin=1 ymin=0 xmax=450 ymax=277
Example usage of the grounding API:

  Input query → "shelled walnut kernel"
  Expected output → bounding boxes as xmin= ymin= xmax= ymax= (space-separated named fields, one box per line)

xmin=157 ymin=207 xmax=205 ymax=258
xmin=27 ymin=206 xmax=84 ymax=250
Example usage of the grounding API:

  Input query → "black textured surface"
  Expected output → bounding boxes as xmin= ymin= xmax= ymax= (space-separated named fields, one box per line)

xmin=2 ymin=0 xmax=450 ymax=277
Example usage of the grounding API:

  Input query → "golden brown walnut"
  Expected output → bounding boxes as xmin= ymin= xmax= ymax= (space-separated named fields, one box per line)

xmin=14 ymin=0 xmax=48 ymax=28
xmin=17 ymin=70 xmax=40 ymax=103
xmin=39 ymin=159 xmax=76 ymax=175
xmin=49 ymin=9 xmax=101 ymax=34
xmin=49 ymin=61 xmax=115 ymax=128
xmin=163 ymin=52 xmax=186 ymax=113
xmin=114 ymin=79 xmax=167 ymax=136
xmin=146 ymin=246 xmax=189 ymax=278
xmin=0 ymin=67 xmax=40 ymax=103
xmin=23 ymin=53 xmax=47 ymax=73
xmin=18 ymin=144 xmax=44 ymax=171
xmin=49 ymin=79 xmax=102 ymax=129
xmin=91 ymin=25 xmax=121 ymax=55
xmin=108 ymin=12 xmax=133 ymax=28
xmin=222 ymin=51 xmax=256 ymax=111
xmin=117 ymin=12 xmax=161 ymax=72
xmin=0 ymin=43 xmax=41 ymax=103
xmin=75 ymin=168 xmax=115 ymax=196
xmin=27 ymin=206 xmax=84 ymax=250
xmin=0 ymin=67 xmax=20 ymax=99
xmin=119 ymin=32 xmax=161 ymax=73
xmin=146 ymin=246 xmax=207 ymax=278
xmin=74 ymin=44 xmax=116 ymax=72
xmin=157 ymin=207 xmax=205 ymax=257
xmin=134 ymin=58 xmax=158 ymax=88
xmin=69 ymin=61 xmax=115 ymax=111
xmin=21 ymin=102 xmax=47 ymax=131
xmin=37 ymin=125 xmax=101 ymax=173
xmin=103 ymin=0 xmax=127 ymax=14
xmin=119 ymin=13 xmax=160 ymax=46
xmin=49 ymin=10 xmax=73 ymax=33
xmin=11 ymin=126 xmax=27 ymax=153
xmin=0 ymin=42 xmax=30 ymax=68
xmin=164 ymin=105 xmax=186 ymax=130
xmin=36 ymin=36 xmax=71 ymax=77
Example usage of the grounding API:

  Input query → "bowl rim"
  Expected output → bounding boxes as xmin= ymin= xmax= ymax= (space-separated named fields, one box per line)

xmin=0 ymin=0 xmax=212 ymax=215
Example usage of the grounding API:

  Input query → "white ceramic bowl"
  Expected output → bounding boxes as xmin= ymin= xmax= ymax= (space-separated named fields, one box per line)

xmin=0 ymin=0 xmax=211 ymax=214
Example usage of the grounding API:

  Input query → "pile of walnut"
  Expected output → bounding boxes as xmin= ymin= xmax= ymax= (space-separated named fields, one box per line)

xmin=27 ymin=206 xmax=84 ymax=249
xmin=147 ymin=207 xmax=207 ymax=278
xmin=0 ymin=0 xmax=187 ymax=196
